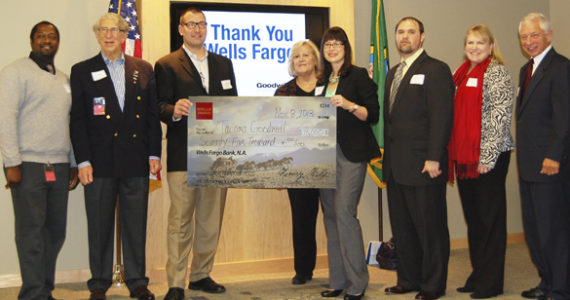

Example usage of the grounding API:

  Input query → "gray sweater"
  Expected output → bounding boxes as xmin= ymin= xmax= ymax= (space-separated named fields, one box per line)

xmin=0 ymin=57 xmax=74 ymax=167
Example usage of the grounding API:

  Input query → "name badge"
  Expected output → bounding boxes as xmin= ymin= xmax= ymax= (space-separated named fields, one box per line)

xmin=221 ymin=79 xmax=232 ymax=90
xmin=466 ymin=78 xmax=478 ymax=87
xmin=93 ymin=97 xmax=106 ymax=115
xmin=44 ymin=163 xmax=56 ymax=182
xmin=410 ymin=74 xmax=425 ymax=85
xmin=315 ymin=85 xmax=325 ymax=96
xmin=91 ymin=70 xmax=107 ymax=81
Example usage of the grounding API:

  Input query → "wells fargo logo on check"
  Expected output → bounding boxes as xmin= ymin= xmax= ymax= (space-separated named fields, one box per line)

xmin=195 ymin=102 xmax=213 ymax=120
xmin=187 ymin=96 xmax=336 ymax=188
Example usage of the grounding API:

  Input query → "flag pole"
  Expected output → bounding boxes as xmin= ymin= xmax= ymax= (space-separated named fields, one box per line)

xmin=111 ymin=0 xmax=125 ymax=287
xmin=368 ymin=0 xmax=389 ymax=241
xmin=112 ymin=197 xmax=124 ymax=287
xmin=378 ymin=188 xmax=383 ymax=241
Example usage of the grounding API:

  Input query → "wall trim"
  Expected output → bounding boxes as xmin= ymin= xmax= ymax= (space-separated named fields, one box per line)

xmin=0 ymin=233 xmax=526 ymax=289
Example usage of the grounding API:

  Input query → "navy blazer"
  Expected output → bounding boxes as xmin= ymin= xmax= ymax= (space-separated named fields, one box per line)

xmin=383 ymin=51 xmax=454 ymax=186
xmin=324 ymin=65 xmax=381 ymax=162
xmin=154 ymin=48 xmax=237 ymax=172
xmin=516 ymin=48 xmax=570 ymax=182
xmin=70 ymin=53 xmax=162 ymax=178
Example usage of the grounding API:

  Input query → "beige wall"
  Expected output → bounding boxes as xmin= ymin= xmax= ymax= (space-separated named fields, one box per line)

xmin=550 ymin=0 xmax=570 ymax=56
xmin=0 ymin=0 xmax=110 ymax=279
xmin=0 ymin=0 xmax=565 ymax=285
xmin=354 ymin=0 xmax=550 ymax=242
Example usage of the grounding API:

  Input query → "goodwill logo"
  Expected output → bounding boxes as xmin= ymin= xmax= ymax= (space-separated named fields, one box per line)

xmin=203 ymin=11 xmax=306 ymax=96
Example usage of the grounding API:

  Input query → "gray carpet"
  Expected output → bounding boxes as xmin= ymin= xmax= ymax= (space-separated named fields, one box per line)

xmin=0 ymin=243 xmax=539 ymax=299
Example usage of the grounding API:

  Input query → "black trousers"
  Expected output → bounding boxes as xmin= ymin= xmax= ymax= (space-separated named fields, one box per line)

xmin=387 ymin=177 xmax=450 ymax=293
xmin=287 ymin=188 xmax=320 ymax=277
xmin=84 ymin=176 xmax=149 ymax=293
xmin=10 ymin=162 xmax=70 ymax=300
xmin=519 ymin=176 xmax=570 ymax=299
xmin=457 ymin=151 xmax=510 ymax=295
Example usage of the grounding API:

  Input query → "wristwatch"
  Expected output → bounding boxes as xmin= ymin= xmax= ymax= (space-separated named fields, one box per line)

xmin=350 ymin=104 xmax=359 ymax=113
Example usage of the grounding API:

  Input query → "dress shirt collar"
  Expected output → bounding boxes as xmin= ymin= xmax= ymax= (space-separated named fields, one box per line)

xmin=400 ymin=48 xmax=424 ymax=75
xmin=183 ymin=44 xmax=208 ymax=62
xmin=28 ymin=51 xmax=55 ymax=74
xmin=530 ymin=45 xmax=552 ymax=75
xmin=101 ymin=51 xmax=125 ymax=65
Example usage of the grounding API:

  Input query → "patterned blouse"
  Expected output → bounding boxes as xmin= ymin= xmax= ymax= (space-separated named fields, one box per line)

xmin=479 ymin=61 xmax=515 ymax=168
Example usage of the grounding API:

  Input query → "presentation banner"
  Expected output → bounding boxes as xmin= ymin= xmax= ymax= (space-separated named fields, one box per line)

xmin=203 ymin=11 xmax=305 ymax=96
xmin=187 ymin=96 xmax=336 ymax=188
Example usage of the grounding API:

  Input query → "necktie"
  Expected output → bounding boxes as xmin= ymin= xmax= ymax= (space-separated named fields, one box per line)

xmin=389 ymin=61 xmax=406 ymax=114
xmin=521 ymin=58 xmax=534 ymax=99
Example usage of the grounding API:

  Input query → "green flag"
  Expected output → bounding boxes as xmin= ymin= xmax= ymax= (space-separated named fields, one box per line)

xmin=367 ymin=0 xmax=389 ymax=188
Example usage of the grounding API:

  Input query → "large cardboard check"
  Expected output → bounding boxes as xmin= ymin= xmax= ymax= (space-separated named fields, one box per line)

xmin=187 ymin=96 xmax=336 ymax=188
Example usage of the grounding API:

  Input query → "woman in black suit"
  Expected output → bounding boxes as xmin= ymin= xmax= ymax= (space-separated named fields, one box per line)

xmin=318 ymin=27 xmax=380 ymax=300
xmin=274 ymin=40 xmax=324 ymax=285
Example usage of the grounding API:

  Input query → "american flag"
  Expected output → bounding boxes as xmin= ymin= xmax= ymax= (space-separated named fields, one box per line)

xmin=108 ymin=0 xmax=142 ymax=58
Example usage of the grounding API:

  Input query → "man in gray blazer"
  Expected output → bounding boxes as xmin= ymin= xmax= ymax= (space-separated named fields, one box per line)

xmin=516 ymin=13 xmax=570 ymax=300
xmin=383 ymin=16 xmax=454 ymax=300
xmin=154 ymin=7 xmax=237 ymax=300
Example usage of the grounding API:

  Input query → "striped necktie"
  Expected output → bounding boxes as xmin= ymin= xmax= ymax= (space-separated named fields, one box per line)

xmin=389 ymin=61 xmax=406 ymax=114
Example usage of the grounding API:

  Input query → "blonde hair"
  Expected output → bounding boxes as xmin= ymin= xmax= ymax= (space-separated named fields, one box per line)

xmin=287 ymin=40 xmax=323 ymax=79
xmin=464 ymin=24 xmax=505 ymax=65
xmin=93 ymin=13 xmax=129 ymax=34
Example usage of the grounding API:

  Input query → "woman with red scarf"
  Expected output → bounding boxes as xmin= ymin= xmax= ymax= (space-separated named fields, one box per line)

xmin=448 ymin=24 xmax=514 ymax=299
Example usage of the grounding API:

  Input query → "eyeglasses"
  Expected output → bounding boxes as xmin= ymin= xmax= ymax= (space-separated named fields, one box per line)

xmin=183 ymin=21 xmax=207 ymax=29
xmin=324 ymin=41 xmax=344 ymax=49
xmin=519 ymin=32 xmax=543 ymax=41
xmin=97 ymin=27 xmax=124 ymax=35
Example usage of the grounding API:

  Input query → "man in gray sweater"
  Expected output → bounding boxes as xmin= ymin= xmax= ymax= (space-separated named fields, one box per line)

xmin=0 ymin=21 xmax=78 ymax=300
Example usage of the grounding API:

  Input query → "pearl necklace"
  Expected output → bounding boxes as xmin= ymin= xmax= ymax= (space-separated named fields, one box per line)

xmin=329 ymin=73 xmax=340 ymax=84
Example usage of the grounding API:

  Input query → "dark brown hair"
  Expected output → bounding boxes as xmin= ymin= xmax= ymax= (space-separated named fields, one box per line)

xmin=179 ymin=7 xmax=205 ymax=24
xmin=320 ymin=26 xmax=353 ymax=77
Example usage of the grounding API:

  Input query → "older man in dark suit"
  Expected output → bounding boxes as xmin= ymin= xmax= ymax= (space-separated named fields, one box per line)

xmin=383 ymin=17 xmax=454 ymax=300
xmin=70 ymin=13 xmax=162 ymax=300
xmin=516 ymin=13 xmax=570 ymax=300
xmin=154 ymin=7 xmax=237 ymax=300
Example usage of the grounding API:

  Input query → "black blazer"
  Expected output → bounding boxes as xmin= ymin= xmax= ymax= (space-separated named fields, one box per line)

xmin=324 ymin=65 xmax=380 ymax=162
xmin=70 ymin=53 xmax=162 ymax=178
xmin=516 ymin=48 xmax=570 ymax=182
xmin=383 ymin=51 xmax=454 ymax=186
xmin=154 ymin=48 xmax=237 ymax=172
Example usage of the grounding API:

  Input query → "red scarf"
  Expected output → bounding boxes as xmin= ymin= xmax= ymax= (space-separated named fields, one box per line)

xmin=448 ymin=58 xmax=491 ymax=182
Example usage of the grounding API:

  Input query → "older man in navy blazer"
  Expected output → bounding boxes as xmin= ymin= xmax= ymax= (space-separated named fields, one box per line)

xmin=516 ymin=13 xmax=570 ymax=300
xmin=70 ymin=13 xmax=161 ymax=300
xmin=383 ymin=17 xmax=454 ymax=300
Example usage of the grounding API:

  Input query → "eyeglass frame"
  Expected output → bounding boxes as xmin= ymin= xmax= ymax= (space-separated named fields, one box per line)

xmin=519 ymin=32 xmax=544 ymax=41
xmin=182 ymin=21 xmax=208 ymax=30
xmin=323 ymin=41 xmax=344 ymax=49
xmin=97 ymin=27 xmax=126 ymax=35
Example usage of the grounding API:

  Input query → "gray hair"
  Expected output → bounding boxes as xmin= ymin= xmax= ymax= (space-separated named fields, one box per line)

xmin=519 ymin=12 xmax=551 ymax=33
xmin=93 ymin=13 xmax=129 ymax=34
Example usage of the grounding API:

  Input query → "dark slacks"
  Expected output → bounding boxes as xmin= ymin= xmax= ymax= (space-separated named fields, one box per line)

xmin=519 ymin=176 xmax=570 ymax=300
xmin=387 ymin=177 xmax=450 ymax=294
xmin=287 ymin=188 xmax=320 ymax=277
xmin=10 ymin=162 xmax=70 ymax=300
xmin=457 ymin=151 xmax=510 ymax=295
xmin=84 ymin=176 xmax=149 ymax=293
